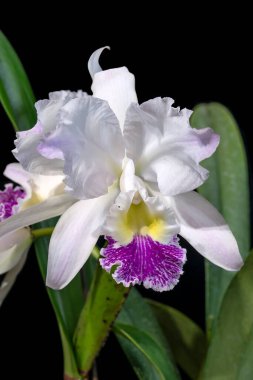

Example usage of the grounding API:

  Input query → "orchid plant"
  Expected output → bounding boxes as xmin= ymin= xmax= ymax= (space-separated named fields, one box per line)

xmin=0 ymin=32 xmax=251 ymax=380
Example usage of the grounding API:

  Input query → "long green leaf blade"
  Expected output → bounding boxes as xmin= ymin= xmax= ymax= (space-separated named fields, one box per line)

xmin=148 ymin=300 xmax=207 ymax=379
xmin=191 ymin=103 xmax=249 ymax=337
xmin=200 ymin=251 xmax=253 ymax=380
xmin=0 ymin=31 xmax=36 ymax=131
xmin=74 ymin=265 xmax=129 ymax=376
xmin=115 ymin=289 xmax=180 ymax=380
xmin=114 ymin=323 xmax=180 ymax=380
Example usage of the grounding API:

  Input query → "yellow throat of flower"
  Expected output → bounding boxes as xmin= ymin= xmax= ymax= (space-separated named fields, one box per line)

xmin=20 ymin=193 xmax=42 ymax=210
xmin=118 ymin=201 xmax=166 ymax=244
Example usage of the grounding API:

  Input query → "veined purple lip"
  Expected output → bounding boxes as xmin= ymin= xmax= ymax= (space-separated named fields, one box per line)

xmin=0 ymin=184 xmax=26 ymax=222
xmin=100 ymin=234 xmax=186 ymax=292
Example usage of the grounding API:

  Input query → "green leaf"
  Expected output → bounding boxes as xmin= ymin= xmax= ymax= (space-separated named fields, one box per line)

xmin=148 ymin=299 xmax=207 ymax=379
xmin=0 ymin=31 xmax=36 ymax=131
xmin=191 ymin=103 xmax=250 ymax=337
xmin=74 ymin=265 xmax=129 ymax=375
xmin=115 ymin=289 xmax=180 ymax=380
xmin=35 ymin=219 xmax=83 ymax=379
xmin=200 ymin=251 xmax=253 ymax=380
xmin=114 ymin=323 xmax=180 ymax=380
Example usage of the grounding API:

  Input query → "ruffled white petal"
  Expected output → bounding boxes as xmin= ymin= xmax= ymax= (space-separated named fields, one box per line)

xmin=46 ymin=190 xmax=117 ymax=289
xmin=0 ymin=247 xmax=28 ymax=307
xmin=42 ymin=96 xmax=125 ymax=199
xmin=0 ymin=194 xmax=75 ymax=238
xmin=88 ymin=46 xmax=110 ymax=78
xmin=124 ymin=98 xmax=219 ymax=196
xmin=92 ymin=66 xmax=138 ymax=129
xmin=13 ymin=91 xmax=85 ymax=175
xmin=172 ymin=191 xmax=243 ymax=270
xmin=0 ymin=229 xmax=31 ymax=274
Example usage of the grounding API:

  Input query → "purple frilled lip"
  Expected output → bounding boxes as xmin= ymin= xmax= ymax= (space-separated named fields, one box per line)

xmin=100 ymin=235 xmax=186 ymax=292
xmin=0 ymin=184 xmax=26 ymax=221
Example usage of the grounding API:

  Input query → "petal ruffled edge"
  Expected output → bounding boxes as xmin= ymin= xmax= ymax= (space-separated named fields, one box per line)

xmin=41 ymin=96 xmax=124 ymax=199
xmin=124 ymin=98 xmax=220 ymax=196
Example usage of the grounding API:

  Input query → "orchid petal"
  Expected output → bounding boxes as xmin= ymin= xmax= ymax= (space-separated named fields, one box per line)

xmin=46 ymin=190 xmax=117 ymax=289
xmin=0 ymin=194 xmax=75 ymax=238
xmin=0 ymin=229 xmax=31 ymax=274
xmin=4 ymin=163 xmax=32 ymax=198
xmin=13 ymin=91 xmax=85 ymax=174
xmin=92 ymin=65 xmax=138 ymax=129
xmin=143 ymin=154 xmax=209 ymax=196
xmin=0 ymin=247 xmax=28 ymax=307
xmin=4 ymin=163 xmax=64 ymax=203
xmin=26 ymin=173 xmax=65 ymax=201
xmin=42 ymin=96 xmax=125 ymax=199
xmin=172 ymin=191 xmax=243 ymax=270
xmin=124 ymin=98 xmax=219 ymax=196
xmin=88 ymin=46 xmax=110 ymax=78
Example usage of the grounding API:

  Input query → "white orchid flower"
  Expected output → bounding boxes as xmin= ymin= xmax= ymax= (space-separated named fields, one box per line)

xmin=0 ymin=163 xmax=65 ymax=305
xmin=0 ymin=47 xmax=243 ymax=292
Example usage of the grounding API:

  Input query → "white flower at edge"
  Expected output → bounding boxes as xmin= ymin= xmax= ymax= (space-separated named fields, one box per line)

xmin=0 ymin=163 xmax=65 ymax=305
xmin=0 ymin=47 xmax=243 ymax=292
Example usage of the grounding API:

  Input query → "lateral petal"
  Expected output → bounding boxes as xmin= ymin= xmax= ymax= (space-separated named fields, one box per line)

xmin=0 ymin=194 xmax=75 ymax=238
xmin=46 ymin=190 xmax=117 ymax=289
xmin=172 ymin=191 xmax=243 ymax=270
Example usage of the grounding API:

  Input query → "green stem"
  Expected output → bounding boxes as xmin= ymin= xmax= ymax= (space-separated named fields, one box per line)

xmin=32 ymin=227 xmax=54 ymax=240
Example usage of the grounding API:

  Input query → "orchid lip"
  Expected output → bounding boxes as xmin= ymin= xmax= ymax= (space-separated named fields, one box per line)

xmin=100 ymin=235 xmax=186 ymax=292
xmin=0 ymin=184 xmax=26 ymax=221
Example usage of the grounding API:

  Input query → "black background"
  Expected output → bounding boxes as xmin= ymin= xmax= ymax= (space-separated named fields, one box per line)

xmin=0 ymin=9 xmax=252 ymax=380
